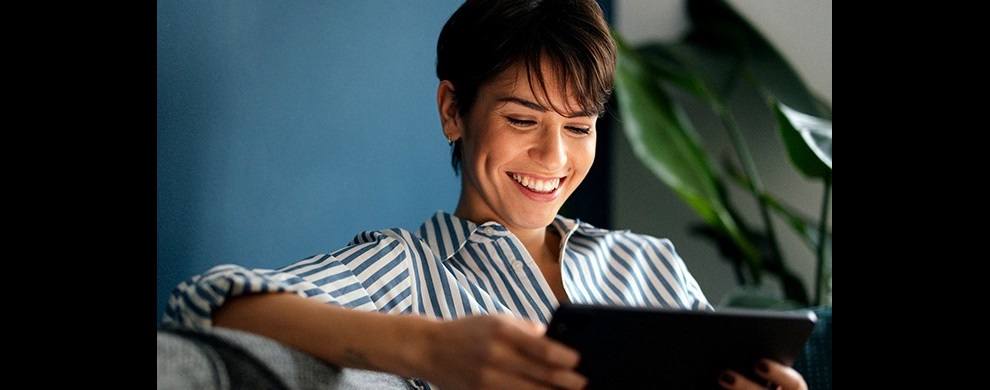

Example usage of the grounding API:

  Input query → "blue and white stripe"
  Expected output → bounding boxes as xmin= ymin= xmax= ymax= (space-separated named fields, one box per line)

xmin=164 ymin=210 xmax=711 ymax=329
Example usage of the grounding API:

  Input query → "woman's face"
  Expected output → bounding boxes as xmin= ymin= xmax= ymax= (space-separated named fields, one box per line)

xmin=453 ymin=60 xmax=598 ymax=231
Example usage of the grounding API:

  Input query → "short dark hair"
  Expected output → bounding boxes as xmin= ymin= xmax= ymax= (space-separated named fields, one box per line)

xmin=436 ymin=0 xmax=616 ymax=175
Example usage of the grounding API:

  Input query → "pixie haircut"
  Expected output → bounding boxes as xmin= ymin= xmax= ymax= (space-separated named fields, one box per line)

xmin=436 ymin=0 xmax=617 ymax=175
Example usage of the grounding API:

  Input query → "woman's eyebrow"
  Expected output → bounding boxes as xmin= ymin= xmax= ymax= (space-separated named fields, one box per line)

xmin=497 ymin=96 xmax=546 ymax=112
xmin=496 ymin=96 xmax=594 ymax=118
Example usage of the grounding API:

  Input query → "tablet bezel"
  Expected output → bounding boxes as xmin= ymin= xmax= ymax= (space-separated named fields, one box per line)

xmin=544 ymin=303 xmax=818 ymax=389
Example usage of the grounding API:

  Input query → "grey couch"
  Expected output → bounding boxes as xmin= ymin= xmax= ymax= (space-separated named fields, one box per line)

xmin=157 ymin=306 xmax=830 ymax=389
xmin=157 ymin=326 xmax=411 ymax=390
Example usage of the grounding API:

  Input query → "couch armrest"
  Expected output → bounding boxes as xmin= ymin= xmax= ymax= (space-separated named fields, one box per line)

xmin=157 ymin=326 xmax=411 ymax=390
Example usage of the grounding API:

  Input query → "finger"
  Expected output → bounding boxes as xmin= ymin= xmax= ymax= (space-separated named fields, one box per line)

xmin=515 ymin=356 xmax=587 ymax=390
xmin=754 ymin=359 xmax=807 ymax=390
xmin=498 ymin=318 xmax=581 ymax=368
xmin=482 ymin=366 xmax=585 ymax=390
xmin=475 ymin=364 xmax=555 ymax=390
xmin=515 ymin=348 xmax=588 ymax=389
xmin=487 ymin=341 xmax=587 ymax=390
xmin=520 ymin=319 xmax=547 ymax=335
xmin=485 ymin=319 xmax=586 ymax=388
xmin=515 ymin=363 xmax=587 ymax=390
xmin=499 ymin=314 xmax=546 ymax=338
xmin=717 ymin=370 xmax=766 ymax=390
xmin=529 ymin=336 xmax=581 ymax=368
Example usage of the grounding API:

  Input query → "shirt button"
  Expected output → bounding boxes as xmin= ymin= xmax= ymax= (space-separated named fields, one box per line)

xmin=483 ymin=227 xmax=496 ymax=235
xmin=513 ymin=261 xmax=524 ymax=270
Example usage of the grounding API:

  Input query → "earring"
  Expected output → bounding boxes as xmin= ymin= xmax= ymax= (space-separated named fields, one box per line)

xmin=447 ymin=135 xmax=453 ymax=146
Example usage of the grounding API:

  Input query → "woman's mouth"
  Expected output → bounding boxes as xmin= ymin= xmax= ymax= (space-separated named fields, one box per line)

xmin=510 ymin=173 xmax=561 ymax=194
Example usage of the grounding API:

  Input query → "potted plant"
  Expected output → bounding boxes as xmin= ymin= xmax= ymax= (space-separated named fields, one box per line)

xmin=611 ymin=0 xmax=831 ymax=309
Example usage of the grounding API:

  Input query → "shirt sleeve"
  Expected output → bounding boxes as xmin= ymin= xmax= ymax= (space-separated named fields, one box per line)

xmin=161 ymin=264 xmax=303 ymax=330
xmin=647 ymin=236 xmax=713 ymax=311
xmin=162 ymin=229 xmax=419 ymax=330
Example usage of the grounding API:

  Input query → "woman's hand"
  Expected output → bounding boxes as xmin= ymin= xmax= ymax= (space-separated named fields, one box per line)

xmin=718 ymin=358 xmax=807 ymax=390
xmin=417 ymin=314 xmax=587 ymax=390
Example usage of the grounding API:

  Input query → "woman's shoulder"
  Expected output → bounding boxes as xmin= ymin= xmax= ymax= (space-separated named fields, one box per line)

xmin=347 ymin=226 xmax=420 ymax=243
xmin=342 ymin=227 xmax=430 ymax=249
xmin=334 ymin=221 xmax=445 ymax=262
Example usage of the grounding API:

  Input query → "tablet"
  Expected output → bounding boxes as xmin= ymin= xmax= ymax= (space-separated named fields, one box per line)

xmin=545 ymin=303 xmax=817 ymax=389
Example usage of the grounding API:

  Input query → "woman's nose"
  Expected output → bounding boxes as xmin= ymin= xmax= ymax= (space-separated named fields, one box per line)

xmin=530 ymin=127 xmax=567 ymax=171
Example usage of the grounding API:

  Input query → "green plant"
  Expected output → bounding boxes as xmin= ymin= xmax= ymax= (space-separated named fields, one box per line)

xmin=611 ymin=0 xmax=831 ymax=308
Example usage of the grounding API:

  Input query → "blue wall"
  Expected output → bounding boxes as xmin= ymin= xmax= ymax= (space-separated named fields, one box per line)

xmin=157 ymin=0 xmax=464 ymax=324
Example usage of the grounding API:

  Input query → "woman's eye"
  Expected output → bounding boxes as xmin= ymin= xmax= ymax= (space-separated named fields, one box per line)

xmin=506 ymin=117 xmax=536 ymax=126
xmin=567 ymin=126 xmax=592 ymax=135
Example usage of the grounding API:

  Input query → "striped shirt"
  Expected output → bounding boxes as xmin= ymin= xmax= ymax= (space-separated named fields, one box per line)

xmin=163 ymin=211 xmax=711 ymax=387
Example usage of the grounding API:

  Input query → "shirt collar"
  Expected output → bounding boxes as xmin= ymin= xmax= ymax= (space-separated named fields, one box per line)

xmin=418 ymin=211 xmax=612 ymax=261
xmin=417 ymin=211 xmax=474 ymax=261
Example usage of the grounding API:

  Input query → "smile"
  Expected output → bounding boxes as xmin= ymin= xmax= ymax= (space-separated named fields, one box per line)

xmin=510 ymin=173 xmax=561 ymax=194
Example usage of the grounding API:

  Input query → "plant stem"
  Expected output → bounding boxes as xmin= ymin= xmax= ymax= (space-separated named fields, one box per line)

xmin=814 ymin=173 xmax=832 ymax=306
xmin=714 ymin=103 xmax=783 ymax=285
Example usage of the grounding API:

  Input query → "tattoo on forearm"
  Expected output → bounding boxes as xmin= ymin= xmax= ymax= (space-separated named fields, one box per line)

xmin=344 ymin=347 xmax=377 ymax=370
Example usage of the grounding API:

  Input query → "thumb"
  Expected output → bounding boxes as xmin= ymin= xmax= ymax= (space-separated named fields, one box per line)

xmin=499 ymin=315 xmax=546 ymax=336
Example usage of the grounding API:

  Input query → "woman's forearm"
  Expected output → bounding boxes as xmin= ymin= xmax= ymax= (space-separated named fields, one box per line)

xmin=212 ymin=292 xmax=435 ymax=378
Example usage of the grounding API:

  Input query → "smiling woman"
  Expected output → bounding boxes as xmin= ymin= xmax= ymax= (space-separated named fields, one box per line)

xmin=441 ymin=59 xmax=599 ymax=235
xmin=160 ymin=1 xmax=810 ymax=389
xmin=439 ymin=58 xmax=602 ymax=302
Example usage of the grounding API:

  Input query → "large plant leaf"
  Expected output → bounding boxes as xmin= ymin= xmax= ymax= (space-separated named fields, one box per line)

xmin=775 ymin=100 xmax=832 ymax=176
xmin=683 ymin=0 xmax=830 ymax=119
xmin=634 ymin=42 xmax=739 ymax=107
xmin=613 ymin=32 xmax=760 ymax=266
xmin=613 ymin=0 xmax=832 ymax=308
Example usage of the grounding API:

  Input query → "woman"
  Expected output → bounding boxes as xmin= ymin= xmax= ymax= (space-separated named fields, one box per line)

xmin=164 ymin=0 xmax=808 ymax=389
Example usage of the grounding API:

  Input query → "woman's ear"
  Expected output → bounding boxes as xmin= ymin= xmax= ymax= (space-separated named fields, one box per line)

xmin=437 ymin=80 xmax=462 ymax=143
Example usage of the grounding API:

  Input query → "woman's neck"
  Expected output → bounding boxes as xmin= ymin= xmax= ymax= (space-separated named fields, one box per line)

xmin=514 ymin=224 xmax=569 ymax=303
xmin=513 ymin=226 xmax=557 ymax=262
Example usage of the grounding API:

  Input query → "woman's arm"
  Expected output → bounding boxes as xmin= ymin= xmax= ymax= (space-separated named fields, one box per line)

xmin=213 ymin=292 xmax=588 ymax=390
xmin=213 ymin=292 xmax=423 ymax=374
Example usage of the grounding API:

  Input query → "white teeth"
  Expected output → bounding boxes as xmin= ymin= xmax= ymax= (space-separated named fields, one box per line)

xmin=512 ymin=173 xmax=560 ymax=193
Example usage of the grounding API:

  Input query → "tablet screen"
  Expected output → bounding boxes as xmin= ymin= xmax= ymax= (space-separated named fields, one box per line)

xmin=545 ymin=303 xmax=817 ymax=389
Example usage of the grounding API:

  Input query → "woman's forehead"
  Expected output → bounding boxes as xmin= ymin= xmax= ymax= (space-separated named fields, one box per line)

xmin=484 ymin=60 xmax=589 ymax=117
